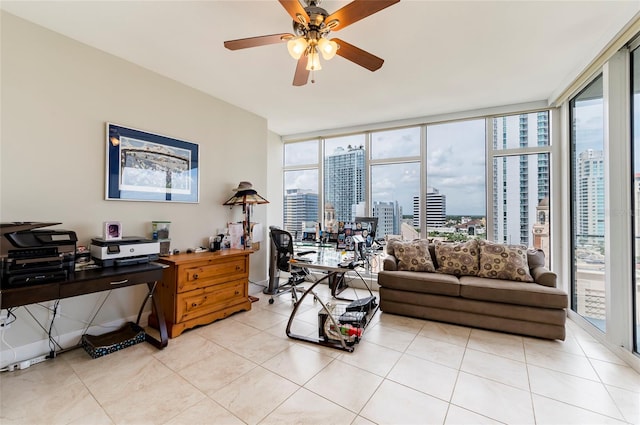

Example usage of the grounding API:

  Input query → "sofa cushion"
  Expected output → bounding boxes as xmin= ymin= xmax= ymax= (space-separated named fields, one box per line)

xmin=459 ymin=276 xmax=568 ymax=309
xmin=383 ymin=254 xmax=398 ymax=271
xmin=477 ymin=240 xmax=534 ymax=282
xmin=527 ymin=249 xmax=545 ymax=268
xmin=378 ymin=270 xmax=460 ymax=296
xmin=391 ymin=239 xmax=436 ymax=272
xmin=531 ymin=267 xmax=557 ymax=288
xmin=434 ymin=239 xmax=480 ymax=276
xmin=385 ymin=238 xmax=401 ymax=257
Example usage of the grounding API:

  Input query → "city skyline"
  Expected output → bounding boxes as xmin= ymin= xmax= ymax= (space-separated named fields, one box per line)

xmin=284 ymin=120 xmax=487 ymax=217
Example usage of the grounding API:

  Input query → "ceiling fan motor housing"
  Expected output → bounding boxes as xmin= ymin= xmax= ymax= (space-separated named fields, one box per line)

xmin=293 ymin=3 xmax=329 ymax=36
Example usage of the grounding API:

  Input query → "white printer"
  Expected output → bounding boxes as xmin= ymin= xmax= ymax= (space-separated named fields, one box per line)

xmin=90 ymin=237 xmax=159 ymax=267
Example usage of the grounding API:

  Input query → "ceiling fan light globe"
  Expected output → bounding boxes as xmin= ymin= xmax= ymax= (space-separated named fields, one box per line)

xmin=287 ymin=37 xmax=308 ymax=60
xmin=305 ymin=51 xmax=322 ymax=71
xmin=318 ymin=38 xmax=337 ymax=60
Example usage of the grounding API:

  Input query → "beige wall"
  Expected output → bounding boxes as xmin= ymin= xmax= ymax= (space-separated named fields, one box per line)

xmin=0 ymin=12 xmax=273 ymax=357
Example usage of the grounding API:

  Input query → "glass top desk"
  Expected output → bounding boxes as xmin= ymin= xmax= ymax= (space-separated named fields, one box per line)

xmin=286 ymin=243 xmax=379 ymax=352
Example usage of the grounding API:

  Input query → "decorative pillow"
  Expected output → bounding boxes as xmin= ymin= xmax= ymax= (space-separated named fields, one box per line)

xmin=393 ymin=239 xmax=436 ymax=272
xmin=434 ymin=239 xmax=480 ymax=276
xmin=477 ymin=240 xmax=534 ymax=282
xmin=385 ymin=238 xmax=402 ymax=257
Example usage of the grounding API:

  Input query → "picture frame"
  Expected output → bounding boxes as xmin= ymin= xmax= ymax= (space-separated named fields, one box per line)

xmin=105 ymin=123 xmax=199 ymax=203
xmin=103 ymin=221 xmax=122 ymax=240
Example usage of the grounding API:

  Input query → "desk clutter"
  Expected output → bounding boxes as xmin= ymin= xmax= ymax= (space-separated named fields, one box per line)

xmin=318 ymin=296 xmax=377 ymax=346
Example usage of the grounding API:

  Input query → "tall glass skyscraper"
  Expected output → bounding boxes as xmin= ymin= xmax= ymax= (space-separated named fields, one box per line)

xmin=324 ymin=146 xmax=365 ymax=222
xmin=283 ymin=188 xmax=319 ymax=238
xmin=492 ymin=112 xmax=550 ymax=246
xmin=577 ymin=149 xmax=604 ymax=237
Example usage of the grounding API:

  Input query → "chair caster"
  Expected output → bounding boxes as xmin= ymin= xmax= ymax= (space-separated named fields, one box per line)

xmin=269 ymin=298 xmax=275 ymax=304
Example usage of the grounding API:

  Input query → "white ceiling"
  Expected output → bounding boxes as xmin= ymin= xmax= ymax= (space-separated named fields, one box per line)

xmin=2 ymin=1 xmax=639 ymax=136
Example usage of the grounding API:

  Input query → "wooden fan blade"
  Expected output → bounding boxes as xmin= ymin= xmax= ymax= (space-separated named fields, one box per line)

xmin=293 ymin=56 xmax=310 ymax=86
xmin=279 ymin=0 xmax=309 ymax=24
xmin=326 ymin=0 xmax=399 ymax=31
xmin=332 ymin=38 xmax=384 ymax=71
xmin=224 ymin=33 xmax=293 ymax=50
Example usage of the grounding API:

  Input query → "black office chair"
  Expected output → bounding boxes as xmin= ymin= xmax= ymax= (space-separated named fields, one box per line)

xmin=265 ymin=227 xmax=309 ymax=304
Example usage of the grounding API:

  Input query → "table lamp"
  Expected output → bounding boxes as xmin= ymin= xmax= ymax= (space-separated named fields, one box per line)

xmin=223 ymin=181 xmax=269 ymax=249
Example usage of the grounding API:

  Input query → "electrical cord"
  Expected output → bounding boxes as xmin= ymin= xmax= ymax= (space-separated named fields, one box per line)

xmin=4 ymin=308 xmax=17 ymax=327
xmin=22 ymin=306 xmax=63 ymax=352
xmin=47 ymin=300 xmax=60 ymax=356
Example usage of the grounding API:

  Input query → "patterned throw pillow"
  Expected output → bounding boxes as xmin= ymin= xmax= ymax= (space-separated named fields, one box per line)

xmin=434 ymin=239 xmax=480 ymax=276
xmin=477 ymin=240 xmax=534 ymax=282
xmin=393 ymin=240 xmax=436 ymax=272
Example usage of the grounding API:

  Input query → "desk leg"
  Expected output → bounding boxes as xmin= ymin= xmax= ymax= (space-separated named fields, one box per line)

xmin=285 ymin=272 xmax=355 ymax=353
xmin=329 ymin=272 xmax=354 ymax=301
xmin=136 ymin=281 xmax=168 ymax=349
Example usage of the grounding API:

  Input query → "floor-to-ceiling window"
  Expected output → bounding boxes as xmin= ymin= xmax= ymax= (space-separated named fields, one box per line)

xmin=283 ymin=140 xmax=319 ymax=238
xmin=490 ymin=112 xmax=552 ymax=264
xmin=632 ymin=46 xmax=640 ymax=352
xmin=370 ymin=127 xmax=421 ymax=240
xmin=570 ymin=75 xmax=606 ymax=332
xmin=323 ymin=134 xmax=366 ymax=231
xmin=426 ymin=120 xmax=486 ymax=241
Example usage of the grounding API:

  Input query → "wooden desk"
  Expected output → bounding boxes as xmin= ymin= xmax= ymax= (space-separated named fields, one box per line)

xmin=0 ymin=263 xmax=168 ymax=349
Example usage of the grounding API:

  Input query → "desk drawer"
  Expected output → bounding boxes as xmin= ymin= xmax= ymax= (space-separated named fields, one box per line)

xmin=59 ymin=269 xmax=162 ymax=298
xmin=176 ymin=279 xmax=247 ymax=322
xmin=177 ymin=257 xmax=246 ymax=293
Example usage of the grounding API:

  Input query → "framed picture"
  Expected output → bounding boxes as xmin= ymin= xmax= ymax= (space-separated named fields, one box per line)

xmin=105 ymin=123 xmax=199 ymax=203
xmin=103 ymin=221 xmax=122 ymax=240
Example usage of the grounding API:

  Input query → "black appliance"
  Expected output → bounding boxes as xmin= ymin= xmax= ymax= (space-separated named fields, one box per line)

xmin=0 ymin=222 xmax=77 ymax=287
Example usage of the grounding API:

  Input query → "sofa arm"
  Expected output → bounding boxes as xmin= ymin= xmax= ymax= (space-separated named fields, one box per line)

xmin=383 ymin=254 xmax=398 ymax=271
xmin=531 ymin=266 xmax=557 ymax=287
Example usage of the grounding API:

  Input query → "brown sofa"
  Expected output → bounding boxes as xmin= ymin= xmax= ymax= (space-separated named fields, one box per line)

xmin=377 ymin=239 xmax=568 ymax=340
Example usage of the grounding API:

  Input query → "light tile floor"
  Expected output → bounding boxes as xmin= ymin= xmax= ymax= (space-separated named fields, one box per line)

xmin=1 ymin=282 xmax=639 ymax=425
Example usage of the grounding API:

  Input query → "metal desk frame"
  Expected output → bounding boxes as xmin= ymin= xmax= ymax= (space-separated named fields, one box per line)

xmin=285 ymin=254 xmax=378 ymax=352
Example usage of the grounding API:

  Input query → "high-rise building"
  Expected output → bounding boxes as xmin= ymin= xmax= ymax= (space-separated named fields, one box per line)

xmin=324 ymin=146 xmax=365 ymax=222
xmin=412 ymin=187 xmax=446 ymax=229
xmin=373 ymin=201 xmax=401 ymax=239
xmin=577 ymin=149 xmax=605 ymax=237
xmin=492 ymin=112 xmax=549 ymax=246
xmin=427 ymin=187 xmax=446 ymax=228
xmin=283 ymin=188 xmax=318 ymax=238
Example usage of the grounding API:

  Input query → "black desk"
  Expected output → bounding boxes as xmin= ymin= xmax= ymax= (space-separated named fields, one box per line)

xmin=0 ymin=263 xmax=168 ymax=349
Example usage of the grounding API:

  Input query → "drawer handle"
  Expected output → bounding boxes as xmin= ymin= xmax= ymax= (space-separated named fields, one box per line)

xmin=235 ymin=290 xmax=239 ymax=295
xmin=193 ymin=274 xmax=199 ymax=279
xmin=110 ymin=279 xmax=129 ymax=285
xmin=192 ymin=303 xmax=197 ymax=307
xmin=235 ymin=266 xmax=240 ymax=271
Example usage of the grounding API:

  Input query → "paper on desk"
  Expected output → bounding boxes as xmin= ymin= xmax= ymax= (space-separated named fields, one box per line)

xmin=228 ymin=223 xmax=244 ymax=249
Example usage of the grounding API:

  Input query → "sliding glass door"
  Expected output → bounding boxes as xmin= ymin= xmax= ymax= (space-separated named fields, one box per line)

xmin=570 ymin=75 xmax=606 ymax=332
xmin=632 ymin=47 xmax=640 ymax=353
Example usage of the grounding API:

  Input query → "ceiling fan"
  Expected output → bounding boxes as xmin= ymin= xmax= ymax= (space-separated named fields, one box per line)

xmin=223 ymin=0 xmax=400 ymax=86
